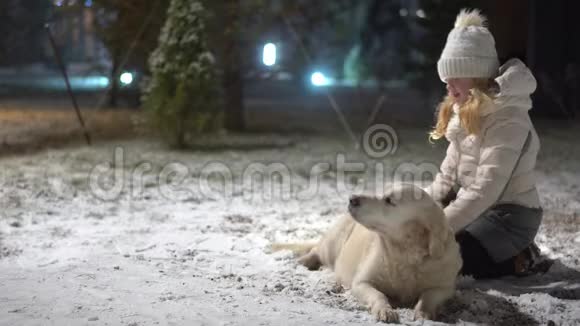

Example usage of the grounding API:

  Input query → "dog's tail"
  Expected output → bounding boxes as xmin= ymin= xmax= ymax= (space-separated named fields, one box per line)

xmin=269 ymin=242 xmax=317 ymax=256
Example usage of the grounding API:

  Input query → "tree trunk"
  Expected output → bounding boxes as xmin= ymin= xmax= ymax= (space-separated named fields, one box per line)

xmin=176 ymin=116 xmax=186 ymax=149
xmin=108 ymin=55 xmax=120 ymax=107
xmin=222 ymin=0 xmax=245 ymax=132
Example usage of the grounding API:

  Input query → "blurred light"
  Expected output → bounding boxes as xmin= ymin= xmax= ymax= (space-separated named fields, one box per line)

xmin=85 ymin=0 xmax=93 ymax=7
xmin=399 ymin=8 xmax=408 ymax=17
xmin=262 ymin=43 xmax=277 ymax=66
xmin=94 ymin=76 xmax=110 ymax=88
xmin=416 ymin=9 xmax=426 ymax=18
xmin=55 ymin=0 xmax=64 ymax=6
xmin=311 ymin=72 xmax=331 ymax=87
xmin=72 ymin=76 xmax=110 ymax=89
xmin=276 ymin=72 xmax=293 ymax=80
xmin=120 ymin=72 xmax=133 ymax=85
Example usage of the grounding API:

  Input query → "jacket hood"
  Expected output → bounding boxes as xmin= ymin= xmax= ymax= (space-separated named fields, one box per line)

xmin=486 ymin=58 xmax=537 ymax=115
xmin=446 ymin=58 xmax=537 ymax=140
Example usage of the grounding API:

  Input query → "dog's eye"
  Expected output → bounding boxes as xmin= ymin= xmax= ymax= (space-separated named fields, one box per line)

xmin=384 ymin=197 xmax=395 ymax=206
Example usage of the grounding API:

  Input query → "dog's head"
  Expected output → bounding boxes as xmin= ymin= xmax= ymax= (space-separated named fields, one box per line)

xmin=348 ymin=183 xmax=450 ymax=257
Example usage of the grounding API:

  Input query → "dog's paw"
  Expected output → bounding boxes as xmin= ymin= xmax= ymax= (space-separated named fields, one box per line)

xmin=413 ymin=308 xmax=435 ymax=321
xmin=371 ymin=303 xmax=399 ymax=323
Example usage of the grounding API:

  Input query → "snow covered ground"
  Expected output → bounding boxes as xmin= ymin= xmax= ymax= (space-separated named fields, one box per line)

xmin=0 ymin=125 xmax=579 ymax=326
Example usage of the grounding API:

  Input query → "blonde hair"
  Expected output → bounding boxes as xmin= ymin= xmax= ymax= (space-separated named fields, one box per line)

xmin=429 ymin=78 xmax=496 ymax=142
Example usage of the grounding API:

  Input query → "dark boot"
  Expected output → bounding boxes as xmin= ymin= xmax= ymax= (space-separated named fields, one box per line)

xmin=513 ymin=242 xmax=554 ymax=276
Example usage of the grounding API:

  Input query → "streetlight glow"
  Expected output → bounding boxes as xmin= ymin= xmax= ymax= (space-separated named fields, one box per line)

xmin=262 ymin=43 xmax=277 ymax=66
xmin=311 ymin=71 xmax=331 ymax=87
xmin=120 ymin=72 xmax=133 ymax=85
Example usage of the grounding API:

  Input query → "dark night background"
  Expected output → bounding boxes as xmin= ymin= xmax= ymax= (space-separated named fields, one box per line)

xmin=0 ymin=0 xmax=579 ymax=142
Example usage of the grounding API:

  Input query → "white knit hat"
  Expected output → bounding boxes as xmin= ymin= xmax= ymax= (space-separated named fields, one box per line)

xmin=437 ymin=9 xmax=499 ymax=82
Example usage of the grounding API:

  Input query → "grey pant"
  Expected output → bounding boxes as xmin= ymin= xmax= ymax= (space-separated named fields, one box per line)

xmin=465 ymin=203 xmax=543 ymax=262
xmin=441 ymin=190 xmax=543 ymax=262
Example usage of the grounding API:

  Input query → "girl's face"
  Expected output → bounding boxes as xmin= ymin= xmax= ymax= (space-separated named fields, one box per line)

xmin=446 ymin=78 xmax=475 ymax=105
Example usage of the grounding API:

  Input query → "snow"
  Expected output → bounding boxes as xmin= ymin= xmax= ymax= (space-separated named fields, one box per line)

xmin=0 ymin=128 xmax=579 ymax=326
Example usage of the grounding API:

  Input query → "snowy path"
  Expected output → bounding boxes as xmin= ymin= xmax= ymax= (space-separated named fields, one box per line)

xmin=0 ymin=130 xmax=579 ymax=326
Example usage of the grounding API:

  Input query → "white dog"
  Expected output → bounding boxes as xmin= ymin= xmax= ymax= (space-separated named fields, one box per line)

xmin=273 ymin=183 xmax=462 ymax=322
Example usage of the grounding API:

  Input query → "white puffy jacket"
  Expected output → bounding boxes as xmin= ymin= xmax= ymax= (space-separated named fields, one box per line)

xmin=426 ymin=58 xmax=542 ymax=232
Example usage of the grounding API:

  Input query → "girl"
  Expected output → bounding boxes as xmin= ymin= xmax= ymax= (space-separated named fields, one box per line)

xmin=424 ymin=9 xmax=546 ymax=279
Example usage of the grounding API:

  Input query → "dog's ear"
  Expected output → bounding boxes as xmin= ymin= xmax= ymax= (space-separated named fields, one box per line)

xmin=427 ymin=220 xmax=450 ymax=258
xmin=401 ymin=219 xmax=430 ymax=253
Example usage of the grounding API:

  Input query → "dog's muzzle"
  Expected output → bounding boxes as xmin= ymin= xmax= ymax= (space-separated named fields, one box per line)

xmin=349 ymin=196 xmax=361 ymax=208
